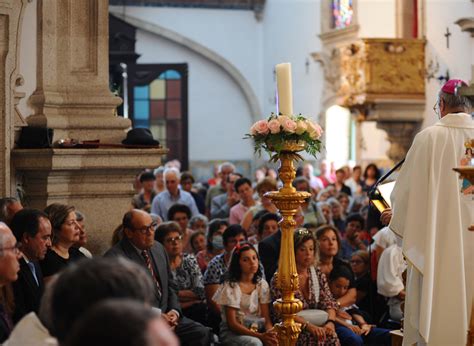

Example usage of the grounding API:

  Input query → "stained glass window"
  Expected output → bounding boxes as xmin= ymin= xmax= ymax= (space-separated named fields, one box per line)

xmin=132 ymin=68 xmax=184 ymax=163
xmin=332 ymin=0 xmax=353 ymax=30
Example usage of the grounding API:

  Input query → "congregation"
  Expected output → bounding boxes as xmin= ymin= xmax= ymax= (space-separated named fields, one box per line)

xmin=0 ymin=159 xmax=405 ymax=346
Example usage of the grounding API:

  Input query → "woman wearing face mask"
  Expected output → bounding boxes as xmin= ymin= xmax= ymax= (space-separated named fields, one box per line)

xmin=196 ymin=219 xmax=228 ymax=273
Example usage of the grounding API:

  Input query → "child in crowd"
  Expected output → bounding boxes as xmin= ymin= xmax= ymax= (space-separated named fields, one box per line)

xmin=328 ymin=266 xmax=391 ymax=346
xmin=212 ymin=242 xmax=278 ymax=346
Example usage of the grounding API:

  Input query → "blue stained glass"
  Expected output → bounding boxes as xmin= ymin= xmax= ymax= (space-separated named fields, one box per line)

xmin=134 ymin=100 xmax=149 ymax=120
xmin=134 ymin=120 xmax=149 ymax=128
xmin=134 ymin=85 xmax=149 ymax=99
xmin=159 ymin=70 xmax=181 ymax=80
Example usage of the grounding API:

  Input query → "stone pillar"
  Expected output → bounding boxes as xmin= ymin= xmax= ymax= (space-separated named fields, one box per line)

xmin=11 ymin=0 xmax=168 ymax=254
xmin=27 ymin=0 xmax=130 ymax=142
xmin=12 ymin=148 xmax=167 ymax=254
xmin=0 ymin=0 xmax=29 ymax=196
xmin=376 ymin=121 xmax=421 ymax=162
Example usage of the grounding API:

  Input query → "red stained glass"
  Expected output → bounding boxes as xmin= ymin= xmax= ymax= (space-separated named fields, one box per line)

xmin=166 ymin=80 xmax=181 ymax=99
xmin=150 ymin=100 xmax=165 ymax=119
xmin=167 ymin=101 xmax=181 ymax=119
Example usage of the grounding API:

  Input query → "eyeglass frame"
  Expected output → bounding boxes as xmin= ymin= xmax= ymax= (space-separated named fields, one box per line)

xmin=0 ymin=242 xmax=21 ymax=256
xmin=131 ymin=222 xmax=158 ymax=234
xmin=164 ymin=235 xmax=183 ymax=244
xmin=433 ymin=97 xmax=443 ymax=119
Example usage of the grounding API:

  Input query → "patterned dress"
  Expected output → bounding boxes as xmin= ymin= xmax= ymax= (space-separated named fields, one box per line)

xmin=270 ymin=266 xmax=340 ymax=346
xmin=171 ymin=253 xmax=205 ymax=299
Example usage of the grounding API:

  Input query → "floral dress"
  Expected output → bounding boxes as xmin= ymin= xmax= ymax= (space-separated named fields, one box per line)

xmin=171 ymin=253 xmax=205 ymax=299
xmin=271 ymin=266 xmax=340 ymax=346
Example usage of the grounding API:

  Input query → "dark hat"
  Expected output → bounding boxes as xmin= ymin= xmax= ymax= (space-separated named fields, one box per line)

xmin=122 ymin=128 xmax=159 ymax=146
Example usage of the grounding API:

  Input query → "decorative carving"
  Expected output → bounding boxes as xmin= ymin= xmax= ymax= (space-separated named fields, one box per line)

xmin=339 ymin=38 xmax=426 ymax=107
xmin=312 ymin=48 xmax=341 ymax=93
xmin=13 ymin=74 xmax=27 ymax=127
xmin=264 ymin=147 xmax=311 ymax=346
xmin=376 ymin=121 xmax=421 ymax=162
xmin=455 ymin=17 xmax=474 ymax=37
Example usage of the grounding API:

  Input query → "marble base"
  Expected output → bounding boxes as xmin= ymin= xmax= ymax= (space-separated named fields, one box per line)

xmin=12 ymin=147 xmax=167 ymax=254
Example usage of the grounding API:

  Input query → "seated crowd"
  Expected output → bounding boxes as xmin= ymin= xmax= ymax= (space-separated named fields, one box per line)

xmin=0 ymin=159 xmax=406 ymax=345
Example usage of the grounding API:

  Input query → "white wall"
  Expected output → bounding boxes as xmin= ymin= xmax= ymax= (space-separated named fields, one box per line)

xmin=262 ymin=0 xmax=323 ymax=118
xmin=110 ymin=5 xmax=264 ymax=111
xmin=358 ymin=0 xmax=396 ymax=38
xmin=111 ymin=1 xmax=325 ymax=165
xmin=423 ymin=0 xmax=474 ymax=128
xmin=136 ymin=30 xmax=254 ymax=161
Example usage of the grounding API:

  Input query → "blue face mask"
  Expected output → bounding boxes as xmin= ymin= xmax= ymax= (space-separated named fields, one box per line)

xmin=211 ymin=235 xmax=224 ymax=250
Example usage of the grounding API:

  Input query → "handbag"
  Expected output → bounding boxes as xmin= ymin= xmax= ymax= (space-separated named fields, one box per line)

xmin=296 ymin=309 xmax=328 ymax=326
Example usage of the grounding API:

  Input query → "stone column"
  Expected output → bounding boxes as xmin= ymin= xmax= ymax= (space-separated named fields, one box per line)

xmin=0 ymin=0 xmax=29 ymax=196
xmin=27 ymin=0 xmax=130 ymax=142
xmin=376 ymin=121 xmax=421 ymax=162
xmin=11 ymin=0 xmax=168 ymax=254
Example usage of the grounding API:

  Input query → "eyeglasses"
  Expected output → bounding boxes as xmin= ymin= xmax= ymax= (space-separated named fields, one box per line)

xmin=433 ymin=100 xmax=441 ymax=118
xmin=132 ymin=222 xmax=158 ymax=234
xmin=350 ymin=259 xmax=364 ymax=265
xmin=165 ymin=235 xmax=183 ymax=244
xmin=0 ymin=243 xmax=21 ymax=256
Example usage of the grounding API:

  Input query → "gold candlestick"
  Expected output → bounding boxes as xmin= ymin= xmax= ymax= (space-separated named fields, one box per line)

xmin=265 ymin=140 xmax=310 ymax=346
xmin=452 ymin=166 xmax=474 ymax=346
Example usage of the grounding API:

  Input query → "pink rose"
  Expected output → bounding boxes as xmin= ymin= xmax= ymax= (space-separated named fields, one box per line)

xmin=278 ymin=116 xmax=297 ymax=133
xmin=306 ymin=120 xmax=323 ymax=139
xmin=295 ymin=120 xmax=307 ymax=135
xmin=250 ymin=123 xmax=258 ymax=135
xmin=253 ymin=120 xmax=269 ymax=135
xmin=268 ymin=119 xmax=281 ymax=134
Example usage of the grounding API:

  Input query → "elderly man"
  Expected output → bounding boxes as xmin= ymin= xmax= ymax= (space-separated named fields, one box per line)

xmin=205 ymin=162 xmax=235 ymax=213
xmin=104 ymin=209 xmax=210 ymax=345
xmin=390 ymin=79 xmax=474 ymax=345
xmin=0 ymin=198 xmax=23 ymax=226
xmin=10 ymin=209 xmax=52 ymax=323
xmin=151 ymin=167 xmax=199 ymax=221
xmin=0 ymin=222 xmax=21 ymax=342
xmin=210 ymin=172 xmax=242 ymax=220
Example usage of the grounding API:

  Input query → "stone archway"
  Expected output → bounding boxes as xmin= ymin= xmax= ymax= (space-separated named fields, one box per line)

xmin=109 ymin=10 xmax=262 ymax=123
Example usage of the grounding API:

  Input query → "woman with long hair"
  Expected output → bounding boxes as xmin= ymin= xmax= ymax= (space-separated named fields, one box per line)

xmin=271 ymin=228 xmax=340 ymax=345
xmin=213 ymin=242 xmax=277 ymax=346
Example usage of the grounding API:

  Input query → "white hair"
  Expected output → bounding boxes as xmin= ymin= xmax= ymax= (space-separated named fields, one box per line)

xmin=163 ymin=167 xmax=181 ymax=181
xmin=218 ymin=162 xmax=235 ymax=174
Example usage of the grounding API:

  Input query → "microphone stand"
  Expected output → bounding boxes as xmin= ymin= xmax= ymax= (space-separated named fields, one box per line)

xmin=369 ymin=158 xmax=405 ymax=199
xmin=367 ymin=158 xmax=404 ymax=324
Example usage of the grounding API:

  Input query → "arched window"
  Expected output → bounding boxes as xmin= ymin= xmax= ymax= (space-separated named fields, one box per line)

xmin=130 ymin=64 xmax=188 ymax=168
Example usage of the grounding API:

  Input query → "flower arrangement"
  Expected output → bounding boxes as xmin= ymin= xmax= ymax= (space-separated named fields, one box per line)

xmin=245 ymin=113 xmax=323 ymax=160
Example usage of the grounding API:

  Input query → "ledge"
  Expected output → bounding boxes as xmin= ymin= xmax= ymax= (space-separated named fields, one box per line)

xmin=11 ymin=147 xmax=168 ymax=171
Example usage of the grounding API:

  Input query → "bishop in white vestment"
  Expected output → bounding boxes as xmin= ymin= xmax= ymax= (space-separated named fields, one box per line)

xmin=389 ymin=79 xmax=474 ymax=345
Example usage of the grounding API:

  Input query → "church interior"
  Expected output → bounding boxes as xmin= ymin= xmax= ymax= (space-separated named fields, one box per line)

xmin=0 ymin=0 xmax=473 ymax=345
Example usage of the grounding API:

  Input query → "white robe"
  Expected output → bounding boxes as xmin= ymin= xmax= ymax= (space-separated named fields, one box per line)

xmin=389 ymin=113 xmax=474 ymax=345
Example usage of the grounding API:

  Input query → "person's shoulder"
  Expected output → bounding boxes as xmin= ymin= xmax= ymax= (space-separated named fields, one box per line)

xmin=207 ymin=253 xmax=224 ymax=267
xmin=104 ymin=240 xmax=127 ymax=257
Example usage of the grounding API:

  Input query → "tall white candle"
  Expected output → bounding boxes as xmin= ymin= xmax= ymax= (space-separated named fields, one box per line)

xmin=276 ymin=63 xmax=293 ymax=116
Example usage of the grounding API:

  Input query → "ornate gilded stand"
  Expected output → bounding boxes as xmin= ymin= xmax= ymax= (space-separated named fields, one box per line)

xmin=265 ymin=141 xmax=310 ymax=346
xmin=452 ymin=166 xmax=474 ymax=346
